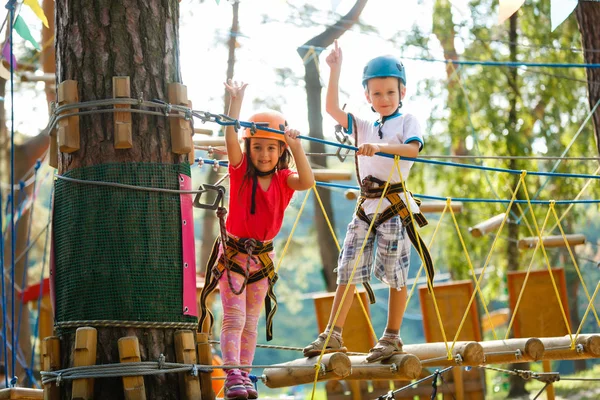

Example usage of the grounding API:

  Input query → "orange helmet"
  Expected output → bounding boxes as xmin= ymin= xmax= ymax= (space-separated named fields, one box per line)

xmin=243 ymin=110 xmax=288 ymax=145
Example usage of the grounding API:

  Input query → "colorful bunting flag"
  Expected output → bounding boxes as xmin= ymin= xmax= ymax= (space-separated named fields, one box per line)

xmin=24 ymin=0 xmax=49 ymax=28
xmin=551 ymin=0 xmax=578 ymax=31
xmin=2 ymin=41 xmax=17 ymax=69
xmin=15 ymin=15 xmax=41 ymax=50
xmin=498 ymin=0 xmax=525 ymax=24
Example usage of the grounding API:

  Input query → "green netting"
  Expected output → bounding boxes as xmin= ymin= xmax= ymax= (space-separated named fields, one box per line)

xmin=53 ymin=162 xmax=197 ymax=326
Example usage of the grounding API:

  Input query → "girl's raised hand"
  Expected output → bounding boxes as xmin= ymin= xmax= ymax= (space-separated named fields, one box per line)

xmin=284 ymin=127 xmax=302 ymax=149
xmin=224 ymin=79 xmax=248 ymax=99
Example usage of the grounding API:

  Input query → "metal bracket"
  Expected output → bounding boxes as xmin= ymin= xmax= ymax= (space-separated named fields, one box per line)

xmin=193 ymin=184 xmax=226 ymax=210
xmin=334 ymin=124 xmax=352 ymax=163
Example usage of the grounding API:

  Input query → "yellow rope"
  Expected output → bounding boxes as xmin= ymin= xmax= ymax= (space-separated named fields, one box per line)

xmin=311 ymin=185 xmax=378 ymax=344
xmin=575 ymin=281 xmax=600 ymax=337
xmin=448 ymin=200 xmax=499 ymax=344
xmin=504 ymin=208 xmax=552 ymax=340
xmin=550 ymin=205 xmax=600 ymax=337
xmin=515 ymin=202 xmax=536 ymax=237
xmin=276 ymin=189 xmax=311 ymax=273
xmin=310 ymin=159 xmax=398 ymax=400
xmin=520 ymin=188 xmax=574 ymax=345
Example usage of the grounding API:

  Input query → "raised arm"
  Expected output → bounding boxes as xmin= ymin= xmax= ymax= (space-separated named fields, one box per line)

xmin=325 ymin=40 xmax=348 ymax=129
xmin=284 ymin=128 xmax=315 ymax=191
xmin=223 ymin=79 xmax=248 ymax=167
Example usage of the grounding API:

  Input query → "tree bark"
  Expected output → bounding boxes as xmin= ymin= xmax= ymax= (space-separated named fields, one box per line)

xmin=575 ymin=2 xmax=600 ymax=155
xmin=297 ymin=0 xmax=368 ymax=291
xmin=199 ymin=0 xmax=239 ymax=275
xmin=55 ymin=1 xmax=185 ymax=398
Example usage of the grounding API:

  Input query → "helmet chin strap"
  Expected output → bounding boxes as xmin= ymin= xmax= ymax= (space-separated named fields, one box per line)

xmin=250 ymin=166 xmax=277 ymax=214
xmin=375 ymin=105 xmax=401 ymax=139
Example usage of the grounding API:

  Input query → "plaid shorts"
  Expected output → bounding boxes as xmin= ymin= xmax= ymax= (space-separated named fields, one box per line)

xmin=336 ymin=214 xmax=411 ymax=290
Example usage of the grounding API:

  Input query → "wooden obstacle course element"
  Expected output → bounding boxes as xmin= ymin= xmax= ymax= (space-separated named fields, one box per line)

xmin=57 ymin=80 xmax=80 ymax=153
xmin=41 ymin=336 xmax=60 ymax=400
xmin=20 ymin=72 xmax=56 ymax=83
xmin=71 ymin=327 xmax=97 ymax=400
xmin=168 ymin=83 xmax=193 ymax=154
xmin=404 ymin=341 xmax=484 ymax=367
xmin=481 ymin=338 xmax=544 ymax=364
xmin=195 ymin=333 xmax=215 ymax=400
xmin=313 ymin=169 xmax=352 ymax=181
xmin=346 ymin=354 xmax=421 ymax=381
xmin=540 ymin=334 xmax=600 ymax=361
xmin=49 ymin=131 xmax=58 ymax=168
xmin=113 ymin=76 xmax=133 ymax=149
xmin=117 ymin=336 xmax=146 ymax=400
xmin=419 ymin=201 xmax=463 ymax=213
xmin=507 ymin=268 xmax=570 ymax=338
xmin=187 ymin=101 xmax=195 ymax=165
xmin=517 ymin=234 xmax=585 ymax=249
xmin=193 ymin=136 xmax=226 ymax=147
xmin=469 ymin=213 xmax=505 ymax=237
xmin=262 ymin=352 xmax=351 ymax=388
xmin=193 ymin=128 xmax=213 ymax=135
xmin=174 ymin=330 xmax=201 ymax=400
xmin=0 ymin=388 xmax=43 ymax=399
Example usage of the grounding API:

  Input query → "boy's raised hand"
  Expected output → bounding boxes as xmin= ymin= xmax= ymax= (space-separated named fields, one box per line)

xmin=224 ymin=79 xmax=248 ymax=100
xmin=325 ymin=40 xmax=343 ymax=69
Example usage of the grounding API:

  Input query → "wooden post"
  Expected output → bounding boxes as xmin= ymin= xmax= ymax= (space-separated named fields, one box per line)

xmin=404 ymin=341 xmax=485 ymax=367
xmin=469 ymin=213 xmax=505 ymax=237
xmin=168 ymin=83 xmax=192 ymax=154
xmin=313 ymin=169 xmax=352 ymax=181
xmin=262 ymin=353 xmax=352 ymax=388
xmin=174 ymin=330 xmax=201 ymax=400
xmin=542 ymin=360 xmax=555 ymax=400
xmin=38 ymin=295 xmax=54 ymax=367
xmin=71 ymin=327 xmax=97 ymax=400
xmin=195 ymin=333 xmax=215 ymax=400
xmin=113 ymin=76 xmax=133 ymax=149
xmin=117 ymin=336 xmax=147 ymax=400
xmin=57 ymin=80 xmax=80 ymax=153
xmin=517 ymin=234 xmax=586 ymax=249
xmin=345 ymin=354 xmax=421 ymax=380
xmin=481 ymin=337 xmax=544 ymax=364
xmin=41 ymin=336 xmax=60 ymax=400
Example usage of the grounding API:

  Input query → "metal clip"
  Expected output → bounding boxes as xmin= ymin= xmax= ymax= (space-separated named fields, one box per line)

xmin=193 ymin=184 xmax=226 ymax=210
xmin=334 ymin=124 xmax=352 ymax=163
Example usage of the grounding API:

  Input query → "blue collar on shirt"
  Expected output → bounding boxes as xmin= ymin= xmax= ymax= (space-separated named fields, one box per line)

xmin=374 ymin=110 xmax=402 ymax=126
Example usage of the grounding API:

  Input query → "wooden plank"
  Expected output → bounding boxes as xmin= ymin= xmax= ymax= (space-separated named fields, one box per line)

xmin=174 ymin=330 xmax=201 ymax=400
xmin=117 ymin=336 xmax=146 ymax=400
xmin=0 ymin=388 xmax=44 ymax=399
xmin=195 ymin=333 xmax=215 ymax=400
xmin=71 ymin=327 xmax=97 ymax=400
xmin=41 ymin=336 xmax=60 ymax=400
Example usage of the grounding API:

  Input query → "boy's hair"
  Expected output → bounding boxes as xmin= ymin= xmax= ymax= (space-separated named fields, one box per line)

xmin=238 ymin=137 xmax=293 ymax=196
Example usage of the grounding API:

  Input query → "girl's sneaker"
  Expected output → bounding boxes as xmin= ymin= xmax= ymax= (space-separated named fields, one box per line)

xmin=225 ymin=369 xmax=248 ymax=400
xmin=241 ymin=370 xmax=258 ymax=399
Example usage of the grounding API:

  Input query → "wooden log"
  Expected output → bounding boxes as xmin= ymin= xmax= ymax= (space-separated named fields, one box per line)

xmin=517 ymin=234 xmax=586 ymax=249
xmin=193 ymin=128 xmax=213 ymax=135
xmin=481 ymin=337 xmax=544 ymax=364
xmin=117 ymin=336 xmax=146 ymax=400
xmin=193 ymin=137 xmax=226 ymax=147
xmin=469 ymin=213 xmax=505 ymax=237
xmin=41 ymin=336 xmax=60 ymax=400
xmin=174 ymin=330 xmax=201 ymax=400
xmin=20 ymin=72 xmax=56 ymax=83
xmin=404 ymin=341 xmax=484 ymax=367
xmin=313 ymin=169 xmax=352 ymax=181
xmin=540 ymin=334 xmax=600 ymax=361
xmin=71 ymin=327 xmax=97 ymax=400
xmin=345 ymin=354 xmax=421 ymax=381
xmin=195 ymin=333 xmax=215 ymax=400
xmin=419 ymin=201 xmax=463 ymax=213
xmin=0 ymin=388 xmax=44 ymax=399
xmin=262 ymin=352 xmax=351 ymax=389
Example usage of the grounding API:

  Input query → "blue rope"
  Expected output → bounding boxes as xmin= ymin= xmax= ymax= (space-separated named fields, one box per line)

xmin=0 ymin=168 xmax=8 ymax=389
xmin=314 ymin=181 xmax=600 ymax=205
xmin=7 ymin=0 xmax=17 ymax=384
xmin=402 ymin=56 xmax=600 ymax=69
xmin=28 ymin=184 xmax=53 ymax=389
xmin=16 ymin=162 xmax=41 ymax=366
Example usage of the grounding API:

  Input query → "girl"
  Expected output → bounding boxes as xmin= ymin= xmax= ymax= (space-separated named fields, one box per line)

xmin=200 ymin=80 xmax=314 ymax=400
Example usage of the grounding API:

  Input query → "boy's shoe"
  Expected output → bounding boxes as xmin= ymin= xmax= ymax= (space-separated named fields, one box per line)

xmin=303 ymin=332 xmax=348 ymax=358
xmin=225 ymin=369 xmax=248 ymax=400
xmin=241 ymin=370 xmax=258 ymax=399
xmin=366 ymin=338 xmax=404 ymax=363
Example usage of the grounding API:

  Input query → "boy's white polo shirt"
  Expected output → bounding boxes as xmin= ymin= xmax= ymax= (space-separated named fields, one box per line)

xmin=348 ymin=112 xmax=424 ymax=216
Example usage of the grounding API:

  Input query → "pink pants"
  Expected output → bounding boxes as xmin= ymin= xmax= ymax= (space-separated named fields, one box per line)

xmin=218 ymin=247 xmax=272 ymax=369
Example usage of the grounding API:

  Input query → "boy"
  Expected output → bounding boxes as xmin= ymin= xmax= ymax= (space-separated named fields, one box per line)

xmin=303 ymin=41 xmax=433 ymax=363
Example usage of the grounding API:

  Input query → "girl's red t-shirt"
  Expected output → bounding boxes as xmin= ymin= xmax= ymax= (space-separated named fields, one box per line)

xmin=226 ymin=155 xmax=296 ymax=241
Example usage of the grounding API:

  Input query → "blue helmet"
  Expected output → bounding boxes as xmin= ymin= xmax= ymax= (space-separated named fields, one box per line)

xmin=362 ymin=55 xmax=406 ymax=88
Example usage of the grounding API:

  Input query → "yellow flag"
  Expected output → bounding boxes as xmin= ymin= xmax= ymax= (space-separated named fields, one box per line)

xmin=24 ymin=0 xmax=49 ymax=28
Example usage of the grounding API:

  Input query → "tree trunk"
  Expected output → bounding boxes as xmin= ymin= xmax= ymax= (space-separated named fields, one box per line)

xmin=55 ymin=1 xmax=188 ymax=398
xmin=297 ymin=0 xmax=368 ymax=291
xmin=199 ymin=0 xmax=239 ymax=275
xmin=575 ymin=2 xmax=600 ymax=155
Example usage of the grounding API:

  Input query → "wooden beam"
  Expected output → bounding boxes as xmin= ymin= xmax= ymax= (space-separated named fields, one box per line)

xmin=517 ymin=234 xmax=586 ymax=249
xmin=193 ymin=128 xmax=213 ymax=135
xmin=481 ymin=337 xmax=544 ymax=364
xmin=419 ymin=201 xmax=463 ymax=213
xmin=345 ymin=354 xmax=421 ymax=380
xmin=20 ymin=72 xmax=56 ymax=83
xmin=404 ymin=341 xmax=484 ymax=367
xmin=71 ymin=327 xmax=97 ymax=400
xmin=540 ymin=334 xmax=600 ymax=361
xmin=41 ymin=336 xmax=60 ymax=400
xmin=262 ymin=352 xmax=351 ymax=389
xmin=195 ymin=333 xmax=215 ymax=400
xmin=193 ymin=137 xmax=226 ymax=147
xmin=174 ymin=331 xmax=201 ymax=400
xmin=469 ymin=213 xmax=506 ymax=237
xmin=118 ymin=336 xmax=147 ymax=400
xmin=313 ymin=169 xmax=352 ymax=181
xmin=0 ymin=388 xmax=43 ymax=399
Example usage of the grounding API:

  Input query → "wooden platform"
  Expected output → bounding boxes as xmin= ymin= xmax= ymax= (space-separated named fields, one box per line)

xmin=0 ymin=388 xmax=43 ymax=400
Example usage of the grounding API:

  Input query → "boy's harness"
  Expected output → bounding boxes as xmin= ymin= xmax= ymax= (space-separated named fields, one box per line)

xmin=355 ymin=175 xmax=435 ymax=286
xmin=199 ymin=234 xmax=279 ymax=341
